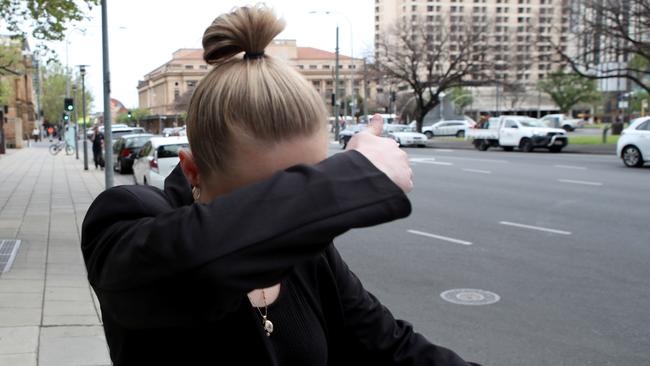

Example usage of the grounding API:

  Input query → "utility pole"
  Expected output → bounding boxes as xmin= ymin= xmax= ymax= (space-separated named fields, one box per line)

xmin=72 ymin=84 xmax=79 ymax=159
xmin=102 ymin=0 xmax=113 ymax=188
xmin=362 ymin=58 xmax=368 ymax=122
xmin=79 ymin=65 xmax=89 ymax=170
xmin=334 ymin=26 xmax=340 ymax=140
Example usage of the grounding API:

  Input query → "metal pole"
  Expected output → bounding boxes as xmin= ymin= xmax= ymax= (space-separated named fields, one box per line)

xmin=334 ymin=25 xmax=340 ymax=140
xmin=72 ymin=84 xmax=79 ymax=159
xmin=81 ymin=66 xmax=88 ymax=170
xmin=362 ymin=58 xmax=368 ymax=122
xmin=102 ymin=0 xmax=113 ymax=188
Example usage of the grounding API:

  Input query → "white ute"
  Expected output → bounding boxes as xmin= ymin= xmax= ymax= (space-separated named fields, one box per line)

xmin=468 ymin=115 xmax=569 ymax=152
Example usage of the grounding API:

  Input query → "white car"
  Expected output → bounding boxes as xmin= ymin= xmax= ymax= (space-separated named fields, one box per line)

xmin=383 ymin=124 xmax=429 ymax=147
xmin=133 ymin=136 xmax=190 ymax=189
xmin=540 ymin=114 xmax=583 ymax=132
xmin=423 ymin=120 xmax=474 ymax=138
xmin=617 ymin=116 xmax=650 ymax=167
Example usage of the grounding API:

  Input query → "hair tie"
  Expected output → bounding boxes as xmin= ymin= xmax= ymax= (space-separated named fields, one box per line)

xmin=244 ymin=51 xmax=265 ymax=60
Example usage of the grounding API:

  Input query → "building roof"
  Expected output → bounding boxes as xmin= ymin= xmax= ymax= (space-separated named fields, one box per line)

xmin=297 ymin=47 xmax=352 ymax=60
xmin=172 ymin=48 xmax=203 ymax=60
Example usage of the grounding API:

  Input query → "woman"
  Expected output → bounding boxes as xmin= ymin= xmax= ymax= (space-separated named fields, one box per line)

xmin=90 ymin=125 xmax=104 ymax=169
xmin=82 ymin=6 xmax=477 ymax=366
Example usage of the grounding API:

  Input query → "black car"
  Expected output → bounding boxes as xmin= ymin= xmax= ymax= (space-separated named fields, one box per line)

xmin=338 ymin=124 xmax=367 ymax=149
xmin=112 ymin=133 xmax=154 ymax=174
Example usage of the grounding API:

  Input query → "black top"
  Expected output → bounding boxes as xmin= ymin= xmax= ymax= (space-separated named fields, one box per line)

xmin=265 ymin=275 xmax=328 ymax=366
xmin=81 ymin=151 xmax=480 ymax=366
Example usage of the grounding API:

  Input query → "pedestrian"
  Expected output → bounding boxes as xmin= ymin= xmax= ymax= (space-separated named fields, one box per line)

xmin=90 ymin=126 xmax=104 ymax=169
xmin=32 ymin=127 xmax=40 ymax=142
xmin=82 ymin=6 xmax=477 ymax=366
xmin=47 ymin=126 xmax=53 ymax=141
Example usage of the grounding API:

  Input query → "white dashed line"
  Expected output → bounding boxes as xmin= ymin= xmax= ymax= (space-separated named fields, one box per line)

xmin=499 ymin=221 xmax=572 ymax=235
xmin=557 ymin=179 xmax=603 ymax=186
xmin=408 ymin=230 xmax=473 ymax=246
xmin=409 ymin=158 xmax=454 ymax=166
xmin=462 ymin=168 xmax=492 ymax=174
xmin=555 ymin=165 xmax=588 ymax=170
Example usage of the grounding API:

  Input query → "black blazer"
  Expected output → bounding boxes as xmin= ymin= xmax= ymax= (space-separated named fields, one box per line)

xmin=81 ymin=151 xmax=478 ymax=366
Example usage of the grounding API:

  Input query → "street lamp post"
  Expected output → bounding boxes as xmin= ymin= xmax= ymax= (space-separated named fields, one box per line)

xmin=439 ymin=92 xmax=446 ymax=121
xmin=72 ymin=84 xmax=79 ymax=159
xmin=78 ymin=65 xmax=89 ymax=170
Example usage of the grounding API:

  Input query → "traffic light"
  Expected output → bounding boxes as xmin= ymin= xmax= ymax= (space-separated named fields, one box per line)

xmin=62 ymin=113 xmax=70 ymax=122
xmin=64 ymin=98 xmax=74 ymax=112
xmin=127 ymin=110 xmax=132 ymax=120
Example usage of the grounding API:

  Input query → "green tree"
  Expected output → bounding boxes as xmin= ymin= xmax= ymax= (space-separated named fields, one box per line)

xmin=537 ymin=72 xmax=601 ymax=114
xmin=0 ymin=42 xmax=24 ymax=105
xmin=116 ymin=108 xmax=149 ymax=125
xmin=449 ymin=87 xmax=473 ymax=114
xmin=0 ymin=0 xmax=98 ymax=42
xmin=41 ymin=62 xmax=93 ymax=125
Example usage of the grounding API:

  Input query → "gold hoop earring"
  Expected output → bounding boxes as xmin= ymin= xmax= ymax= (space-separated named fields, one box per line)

xmin=192 ymin=186 xmax=201 ymax=201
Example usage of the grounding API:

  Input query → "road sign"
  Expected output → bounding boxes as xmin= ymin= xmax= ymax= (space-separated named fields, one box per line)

xmin=618 ymin=101 xmax=629 ymax=109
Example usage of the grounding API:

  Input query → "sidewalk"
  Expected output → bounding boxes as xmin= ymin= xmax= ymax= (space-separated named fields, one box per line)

xmin=0 ymin=141 xmax=129 ymax=366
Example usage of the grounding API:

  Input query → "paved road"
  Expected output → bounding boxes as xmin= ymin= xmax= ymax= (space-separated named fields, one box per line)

xmin=329 ymin=145 xmax=650 ymax=365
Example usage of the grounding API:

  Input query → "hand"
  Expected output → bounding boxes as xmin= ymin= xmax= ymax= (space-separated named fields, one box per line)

xmin=346 ymin=131 xmax=413 ymax=193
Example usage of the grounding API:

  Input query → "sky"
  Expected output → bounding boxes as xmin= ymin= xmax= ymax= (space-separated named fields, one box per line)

xmin=41 ymin=0 xmax=375 ymax=113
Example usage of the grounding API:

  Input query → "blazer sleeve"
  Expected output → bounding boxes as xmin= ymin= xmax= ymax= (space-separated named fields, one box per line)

xmin=327 ymin=246 xmax=480 ymax=366
xmin=81 ymin=151 xmax=411 ymax=328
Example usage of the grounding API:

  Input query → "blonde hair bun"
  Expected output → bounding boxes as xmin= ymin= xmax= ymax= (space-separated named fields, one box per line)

xmin=202 ymin=5 xmax=286 ymax=65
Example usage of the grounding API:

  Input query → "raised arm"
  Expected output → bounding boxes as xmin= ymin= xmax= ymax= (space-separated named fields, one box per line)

xmin=81 ymin=150 xmax=410 ymax=328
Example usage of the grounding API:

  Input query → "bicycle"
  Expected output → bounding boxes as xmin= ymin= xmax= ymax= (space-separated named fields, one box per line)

xmin=49 ymin=140 xmax=74 ymax=156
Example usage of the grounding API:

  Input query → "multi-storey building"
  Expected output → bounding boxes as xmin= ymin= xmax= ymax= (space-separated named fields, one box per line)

xmin=374 ymin=0 xmax=575 ymax=115
xmin=137 ymin=41 xmax=366 ymax=117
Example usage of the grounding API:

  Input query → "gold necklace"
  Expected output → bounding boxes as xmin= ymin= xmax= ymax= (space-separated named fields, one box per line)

xmin=252 ymin=290 xmax=274 ymax=336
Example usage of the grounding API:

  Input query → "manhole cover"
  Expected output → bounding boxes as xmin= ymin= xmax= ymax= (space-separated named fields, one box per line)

xmin=440 ymin=289 xmax=500 ymax=306
xmin=0 ymin=239 xmax=22 ymax=274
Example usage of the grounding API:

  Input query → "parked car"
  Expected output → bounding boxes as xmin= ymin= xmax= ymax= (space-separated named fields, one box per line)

xmin=338 ymin=124 xmax=367 ymax=149
xmin=86 ymin=123 xmax=129 ymax=139
xmin=133 ymin=136 xmax=190 ymax=189
xmin=383 ymin=124 xmax=429 ymax=147
xmin=540 ymin=114 xmax=583 ymax=132
xmin=423 ymin=120 xmax=474 ymax=138
xmin=616 ymin=116 xmax=650 ymax=167
xmin=467 ymin=115 xmax=568 ymax=152
xmin=112 ymin=133 xmax=154 ymax=174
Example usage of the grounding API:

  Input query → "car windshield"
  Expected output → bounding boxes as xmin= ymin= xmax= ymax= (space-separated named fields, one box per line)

xmin=518 ymin=118 xmax=549 ymax=128
xmin=157 ymin=143 xmax=189 ymax=158
xmin=125 ymin=136 xmax=152 ymax=148
xmin=385 ymin=125 xmax=414 ymax=132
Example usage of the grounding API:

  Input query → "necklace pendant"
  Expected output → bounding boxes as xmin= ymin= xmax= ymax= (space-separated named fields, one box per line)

xmin=263 ymin=318 xmax=274 ymax=336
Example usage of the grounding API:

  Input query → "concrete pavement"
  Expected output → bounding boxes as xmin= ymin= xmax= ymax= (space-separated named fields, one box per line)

xmin=0 ymin=141 xmax=130 ymax=366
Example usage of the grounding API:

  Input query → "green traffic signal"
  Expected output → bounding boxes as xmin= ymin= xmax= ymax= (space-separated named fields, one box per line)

xmin=64 ymin=98 xmax=74 ymax=112
xmin=62 ymin=113 xmax=70 ymax=122
xmin=127 ymin=111 xmax=132 ymax=119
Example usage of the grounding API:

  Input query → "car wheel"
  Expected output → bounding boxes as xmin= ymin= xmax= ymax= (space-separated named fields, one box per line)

xmin=424 ymin=131 xmax=433 ymax=139
xmin=503 ymin=146 xmax=514 ymax=151
xmin=562 ymin=125 xmax=574 ymax=132
xmin=456 ymin=130 xmax=465 ymax=138
xmin=475 ymin=139 xmax=489 ymax=151
xmin=622 ymin=145 xmax=644 ymax=167
xmin=519 ymin=138 xmax=533 ymax=152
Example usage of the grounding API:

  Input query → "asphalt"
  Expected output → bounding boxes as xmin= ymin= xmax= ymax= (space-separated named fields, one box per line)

xmin=331 ymin=146 xmax=650 ymax=366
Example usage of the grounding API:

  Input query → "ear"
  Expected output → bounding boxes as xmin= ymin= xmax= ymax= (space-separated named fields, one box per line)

xmin=179 ymin=149 xmax=200 ymax=188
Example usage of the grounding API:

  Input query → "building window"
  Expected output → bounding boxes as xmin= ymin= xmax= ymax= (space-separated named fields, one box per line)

xmin=185 ymin=65 xmax=194 ymax=69
xmin=298 ymin=65 xmax=304 ymax=69
xmin=323 ymin=64 xmax=330 ymax=69
xmin=199 ymin=65 xmax=208 ymax=70
xmin=309 ymin=65 xmax=317 ymax=69
xmin=187 ymin=80 xmax=197 ymax=88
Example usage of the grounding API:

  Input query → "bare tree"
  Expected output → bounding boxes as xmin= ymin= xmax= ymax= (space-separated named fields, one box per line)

xmin=554 ymin=0 xmax=650 ymax=93
xmin=374 ymin=14 xmax=493 ymax=132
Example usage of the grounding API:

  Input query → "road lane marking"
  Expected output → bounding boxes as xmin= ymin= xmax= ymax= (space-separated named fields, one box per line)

xmin=555 ymin=165 xmax=587 ymax=170
xmin=409 ymin=158 xmax=454 ymax=166
xmin=462 ymin=168 xmax=492 ymax=174
xmin=432 ymin=149 xmax=453 ymax=152
xmin=557 ymin=179 xmax=603 ymax=186
xmin=499 ymin=221 xmax=572 ymax=235
xmin=407 ymin=230 xmax=473 ymax=246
